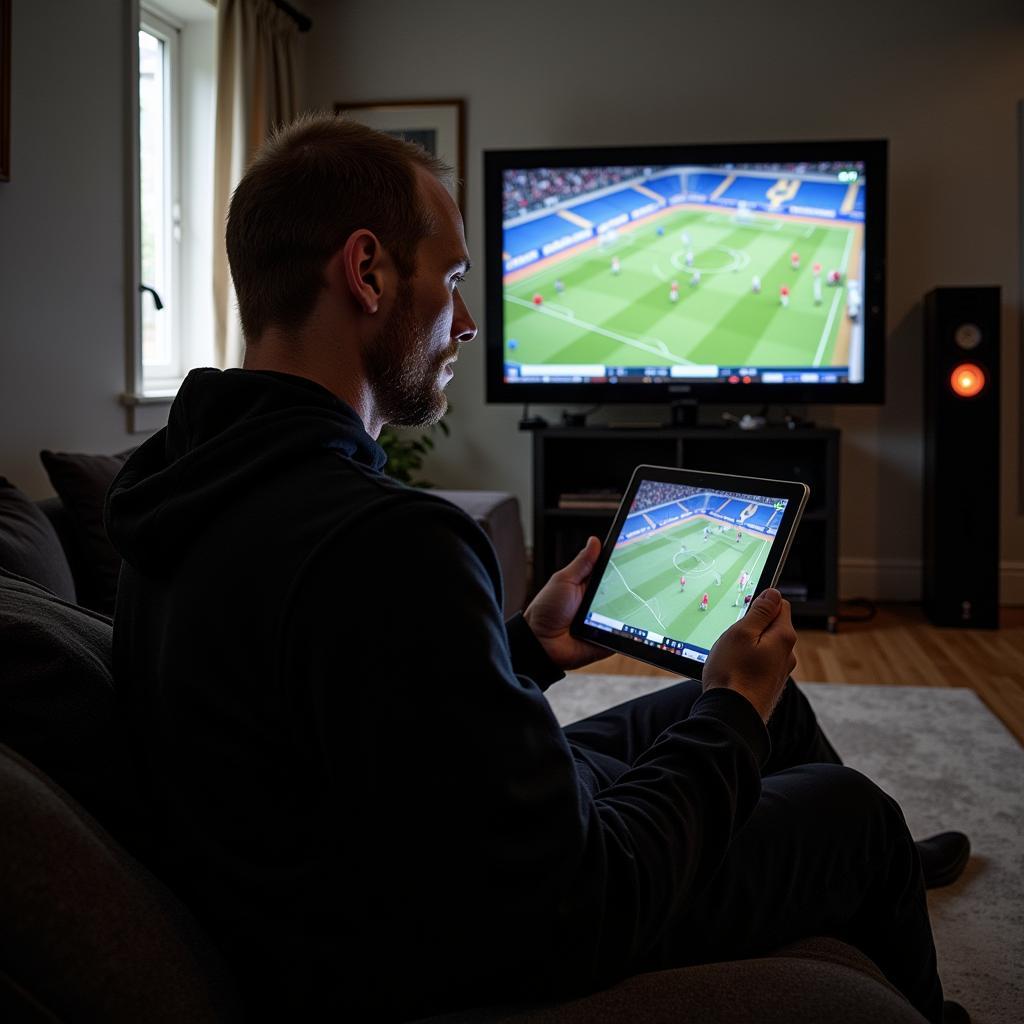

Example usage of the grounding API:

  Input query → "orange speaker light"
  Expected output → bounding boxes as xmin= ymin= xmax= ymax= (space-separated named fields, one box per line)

xmin=950 ymin=363 xmax=985 ymax=397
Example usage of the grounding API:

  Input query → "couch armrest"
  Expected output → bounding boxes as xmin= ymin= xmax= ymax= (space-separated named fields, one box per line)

xmin=410 ymin=937 xmax=926 ymax=1023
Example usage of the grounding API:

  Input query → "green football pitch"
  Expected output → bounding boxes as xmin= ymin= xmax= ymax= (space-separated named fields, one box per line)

xmin=591 ymin=516 xmax=773 ymax=653
xmin=505 ymin=209 xmax=856 ymax=371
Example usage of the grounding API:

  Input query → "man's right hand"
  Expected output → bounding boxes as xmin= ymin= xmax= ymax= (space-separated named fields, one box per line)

xmin=701 ymin=588 xmax=797 ymax=723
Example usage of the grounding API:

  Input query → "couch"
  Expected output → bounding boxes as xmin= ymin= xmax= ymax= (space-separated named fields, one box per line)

xmin=0 ymin=462 xmax=929 ymax=1023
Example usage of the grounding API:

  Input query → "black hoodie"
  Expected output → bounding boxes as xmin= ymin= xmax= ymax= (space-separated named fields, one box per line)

xmin=105 ymin=368 xmax=768 ymax=1022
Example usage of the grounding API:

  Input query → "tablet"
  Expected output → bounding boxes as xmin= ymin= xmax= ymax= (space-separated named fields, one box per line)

xmin=570 ymin=465 xmax=809 ymax=680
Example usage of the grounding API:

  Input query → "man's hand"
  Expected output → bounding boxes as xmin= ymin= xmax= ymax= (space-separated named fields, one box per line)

xmin=524 ymin=537 xmax=611 ymax=671
xmin=702 ymin=588 xmax=797 ymax=723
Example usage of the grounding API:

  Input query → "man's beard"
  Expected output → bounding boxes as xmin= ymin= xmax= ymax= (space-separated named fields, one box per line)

xmin=364 ymin=279 xmax=455 ymax=428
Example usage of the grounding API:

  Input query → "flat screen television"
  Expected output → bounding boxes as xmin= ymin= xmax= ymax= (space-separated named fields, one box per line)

xmin=483 ymin=139 xmax=887 ymax=407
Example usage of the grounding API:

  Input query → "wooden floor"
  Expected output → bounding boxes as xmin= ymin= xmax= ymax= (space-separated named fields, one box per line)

xmin=579 ymin=604 xmax=1024 ymax=746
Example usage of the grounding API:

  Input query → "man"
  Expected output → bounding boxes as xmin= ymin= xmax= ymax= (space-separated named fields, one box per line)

xmin=105 ymin=114 xmax=966 ymax=1023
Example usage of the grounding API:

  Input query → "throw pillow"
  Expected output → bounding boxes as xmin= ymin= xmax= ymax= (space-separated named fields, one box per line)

xmin=0 ymin=567 xmax=143 ymax=849
xmin=39 ymin=448 xmax=133 ymax=616
xmin=0 ymin=477 xmax=77 ymax=603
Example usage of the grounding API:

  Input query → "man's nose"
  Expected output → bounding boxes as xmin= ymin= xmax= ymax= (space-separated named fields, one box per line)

xmin=453 ymin=289 xmax=478 ymax=344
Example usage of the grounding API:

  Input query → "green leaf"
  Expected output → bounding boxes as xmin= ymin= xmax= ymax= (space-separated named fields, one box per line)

xmin=379 ymin=410 xmax=452 ymax=487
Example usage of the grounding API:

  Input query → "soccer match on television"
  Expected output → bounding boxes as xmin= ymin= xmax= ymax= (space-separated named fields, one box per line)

xmin=584 ymin=481 xmax=789 ymax=663
xmin=501 ymin=161 xmax=866 ymax=386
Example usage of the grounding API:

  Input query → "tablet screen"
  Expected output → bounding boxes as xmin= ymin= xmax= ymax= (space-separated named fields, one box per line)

xmin=582 ymin=477 xmax=796 ymax=669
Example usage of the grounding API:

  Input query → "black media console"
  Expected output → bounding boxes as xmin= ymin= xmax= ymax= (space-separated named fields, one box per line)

xmin=529 ymin=425 xmax=840 ymax=631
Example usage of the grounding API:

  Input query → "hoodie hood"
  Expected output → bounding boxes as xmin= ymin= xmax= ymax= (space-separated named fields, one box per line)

xmin=105 ymin=368 xmax=386 ymax=575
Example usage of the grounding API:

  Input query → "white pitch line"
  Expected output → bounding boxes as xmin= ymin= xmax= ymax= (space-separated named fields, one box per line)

xmin=813 ymin=281 xmax=843 ymax=367
xmin=507 ymin=294 xmax=697 ymax=366
xmin=609 ymin=559 xmax=668 ymax=631
xmin=545 ymin=301 xmax=575 ymax=318
xmin=811 ymin=232 xmax=851 ymax=368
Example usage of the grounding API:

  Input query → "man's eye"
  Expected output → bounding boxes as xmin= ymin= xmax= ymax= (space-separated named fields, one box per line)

xmin=451 ymin=275 xmax=465 ymax=291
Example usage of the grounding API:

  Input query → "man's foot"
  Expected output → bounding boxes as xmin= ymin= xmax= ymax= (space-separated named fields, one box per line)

xmin=943 ymin=999 xmax=970 ymax=1023
xmin=916 ymin=831 xmax=970 ymax=889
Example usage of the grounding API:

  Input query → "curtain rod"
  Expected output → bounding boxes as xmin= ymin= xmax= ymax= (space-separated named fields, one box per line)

xmin=272 ymin=0 xmax=312 ymax=32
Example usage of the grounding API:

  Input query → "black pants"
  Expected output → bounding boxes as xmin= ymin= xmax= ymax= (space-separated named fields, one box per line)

xmin=563 ymin=679 xmax=944 ymax=1024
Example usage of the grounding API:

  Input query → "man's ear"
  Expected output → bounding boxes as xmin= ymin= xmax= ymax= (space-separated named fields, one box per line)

xmin=328 ymin=229 xmax=391 ymax=315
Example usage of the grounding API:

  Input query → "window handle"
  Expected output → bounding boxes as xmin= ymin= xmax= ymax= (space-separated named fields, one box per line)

xmin=140 ymin=283 xmax=164 ymax=310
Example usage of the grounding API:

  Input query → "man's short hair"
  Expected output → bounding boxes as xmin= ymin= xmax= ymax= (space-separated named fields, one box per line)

xmin=226 ymin=112 xmax=453 ymax=342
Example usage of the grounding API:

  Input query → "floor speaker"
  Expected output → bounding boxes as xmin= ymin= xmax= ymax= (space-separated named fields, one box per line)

xmin=923 ymin=286 xmax=1000 ymax=627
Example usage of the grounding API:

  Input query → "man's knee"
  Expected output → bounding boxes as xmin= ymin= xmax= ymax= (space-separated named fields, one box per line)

xmin=773 ymin=763 xmax=912 ymax=848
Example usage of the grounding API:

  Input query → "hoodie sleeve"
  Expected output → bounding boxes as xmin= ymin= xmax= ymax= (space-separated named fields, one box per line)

xmin=504 ymin=611 xmax=564 ymax=691
xmin=281 ymin=495 xmax=767 ymax=1002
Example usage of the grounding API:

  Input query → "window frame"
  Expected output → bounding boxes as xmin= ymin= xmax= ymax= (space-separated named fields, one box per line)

xmin=137 ymin=4 xmax=184 ymax=391
xmin=125 ymin=0 xmax=216 ymax=424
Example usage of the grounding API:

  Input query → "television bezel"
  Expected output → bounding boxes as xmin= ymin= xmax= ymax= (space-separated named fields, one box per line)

xmin=483 ymin=138 xmax=887 ymax=406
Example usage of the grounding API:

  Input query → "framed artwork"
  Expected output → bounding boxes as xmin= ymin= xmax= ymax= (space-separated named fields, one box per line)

xmin=1 ymin=0 xmax=10 ymax=182
xmin=333 ymin=99 xmax=465 ymax=213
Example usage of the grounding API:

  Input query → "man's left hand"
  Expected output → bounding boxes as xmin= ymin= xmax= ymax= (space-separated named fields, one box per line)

xmin=524 ymin=536 xmax=611 ymax=671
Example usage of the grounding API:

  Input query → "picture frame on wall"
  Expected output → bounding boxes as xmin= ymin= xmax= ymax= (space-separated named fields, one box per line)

xmin=333 ymin=99 xmax=465 ymax=214
xmin=1 ymin=0 xmax=10 ymax=182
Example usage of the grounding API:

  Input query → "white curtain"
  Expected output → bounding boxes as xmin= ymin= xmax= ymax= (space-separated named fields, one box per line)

xmin=212 ymin=0 xmax=298 ymax=368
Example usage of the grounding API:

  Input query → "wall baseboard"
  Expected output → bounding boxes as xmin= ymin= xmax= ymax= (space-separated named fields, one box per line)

xmin=840 ymin=558 xmax=1024 ymax=606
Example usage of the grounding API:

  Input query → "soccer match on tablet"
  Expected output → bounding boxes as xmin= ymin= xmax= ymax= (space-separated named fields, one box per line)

xmin=585 ymin=481 xmax=788 ymax=661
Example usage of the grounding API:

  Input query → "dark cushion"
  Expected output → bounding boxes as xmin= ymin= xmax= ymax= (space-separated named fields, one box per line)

xmin=39 ymin=449 xmax=132 ymax=615
xmin=0 ymin=742 xmax=240 ymax=1022
xmin=0 ymin=567 xmax=142 ymax=848
xmin=0 ymin=477 xmax=77 ymax=603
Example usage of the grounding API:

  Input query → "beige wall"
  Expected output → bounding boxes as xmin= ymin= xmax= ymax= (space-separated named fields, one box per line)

xmin=301 ymin=0 xmax=1024 ymax=601
xmin=0 ymin=0 xmax=139 ymax=497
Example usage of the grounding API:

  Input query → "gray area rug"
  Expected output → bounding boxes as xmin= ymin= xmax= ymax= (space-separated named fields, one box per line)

xmin=548 ymin=675 xmax=1024 ymax=1024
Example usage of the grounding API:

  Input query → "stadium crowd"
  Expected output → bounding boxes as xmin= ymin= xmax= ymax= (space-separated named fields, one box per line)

xmin=631 ymin=482 xmax=701 ymax=513
xmin=631 ymin=484 xmax=773 ymax=515
xmin=503 ymin=167 xmax=644 ymax=219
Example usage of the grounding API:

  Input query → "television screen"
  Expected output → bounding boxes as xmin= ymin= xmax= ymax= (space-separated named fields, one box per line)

xmin=484 ymin=140 xmax=886 ymax=405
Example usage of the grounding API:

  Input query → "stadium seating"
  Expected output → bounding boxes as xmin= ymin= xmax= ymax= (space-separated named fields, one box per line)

xmin=684 ymin=171 xmax=728 ymax=196
xmin=568 ymin=187 xmax=660 ymax=226
xmin=622 ymin=513 xmax=652 ymax=539
xmin=788 ymin=180 xmax=848 ymax=216
xmin=504 ymin=214 xmax=591 ymax=260
xmin=679 ymin=495 xmax=710 ymax=515
xmin=645 ymin=502 xmax=686 ymax=528
xmin=745 ymin=501 xmax=774 ymax=528
xmin=645 ymin=173 xmax=683 ymax=201
xmin=742 ymin=504 xmax=779 ymax=531
xmin=717 ymin=499 xmax=749 ymax=522
xmin=719 ymin=175 xmax=776 ymax=204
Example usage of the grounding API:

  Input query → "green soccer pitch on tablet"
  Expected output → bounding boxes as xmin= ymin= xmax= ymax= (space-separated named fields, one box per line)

xmin=570 ymin=465 xmax=809 ymax=680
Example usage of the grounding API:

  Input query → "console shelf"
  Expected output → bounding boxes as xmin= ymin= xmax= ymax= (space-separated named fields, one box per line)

xmin=530 ymin=425 xmax=840 ymax=630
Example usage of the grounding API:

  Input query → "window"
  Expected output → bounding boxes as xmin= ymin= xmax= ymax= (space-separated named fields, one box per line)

xmin=139 ymin=9 xmax=181 ymax=387
xmin=129 ymin=0 xmax=215 ymax=405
